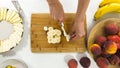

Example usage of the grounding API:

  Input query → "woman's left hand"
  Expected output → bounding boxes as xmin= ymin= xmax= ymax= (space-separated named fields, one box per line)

xmin=70 ymin=17 xmax=85 ymax=41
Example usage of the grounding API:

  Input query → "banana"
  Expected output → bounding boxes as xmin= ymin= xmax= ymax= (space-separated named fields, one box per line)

xmin=100 ymin=0 xmax=120 ymax=7
xmin=94 ymin=3 xmax=120 ymax=20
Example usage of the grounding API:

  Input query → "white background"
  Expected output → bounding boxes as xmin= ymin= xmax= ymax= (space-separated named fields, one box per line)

xmin=0 ymin=0 xmax=102 ymax=68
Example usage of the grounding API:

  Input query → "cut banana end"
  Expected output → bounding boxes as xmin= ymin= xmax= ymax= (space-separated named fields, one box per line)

xmin=66 ymin=35 xmax=70 ymax=42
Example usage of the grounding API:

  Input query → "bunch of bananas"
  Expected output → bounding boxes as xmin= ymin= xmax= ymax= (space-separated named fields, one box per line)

xmin=94 ymin=0 xmax=120 ymax=20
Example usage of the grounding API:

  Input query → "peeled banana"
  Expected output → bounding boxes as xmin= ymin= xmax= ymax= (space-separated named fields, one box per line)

xmin=100 ymin=0 xmax=120 ymax=7
xmin=94 ymin=3 xmax=120 ymax=20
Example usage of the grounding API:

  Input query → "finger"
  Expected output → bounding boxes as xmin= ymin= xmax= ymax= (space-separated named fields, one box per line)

xmin=53 ymin=15 xmax=56 ymax=20
xmin=70 ymin=35 xmax=80 ymax=41
xmin=70 ymin=34 xmax=76 ymax=40
xmin=69 ymin=31 xmax=76 ymax=36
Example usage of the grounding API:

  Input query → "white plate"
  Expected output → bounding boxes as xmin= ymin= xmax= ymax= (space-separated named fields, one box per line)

xmin=0 ymin=59 xmax=28 ymax=68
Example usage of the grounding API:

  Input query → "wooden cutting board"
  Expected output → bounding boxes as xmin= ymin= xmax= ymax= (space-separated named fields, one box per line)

xmin=31 ymin=13 xmax=86 ymax=52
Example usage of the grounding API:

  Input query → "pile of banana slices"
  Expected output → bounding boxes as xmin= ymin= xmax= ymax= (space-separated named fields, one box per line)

xmin=0 ymin=8 xmax=23 ymax=53
xmin=44 ymin=26 xmax=61 ymax=44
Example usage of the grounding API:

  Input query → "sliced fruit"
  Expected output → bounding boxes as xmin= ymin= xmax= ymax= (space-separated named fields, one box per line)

xmin=7 ymin=10 xmax=17 ymax=22
xmin=6 ymin=9 xmax=13 ymax=21
xmin=94 ymin=3 xmax=120 ymax=20
xmin=9 ymin=13 xmax=19 ymax=23
xmin=0 ymin=8 xmax=4 ymax=21
xmin=3 ymin=8 xmax=7 ymax=20
xmin=12 ymin=18 xmax=22 ymax=24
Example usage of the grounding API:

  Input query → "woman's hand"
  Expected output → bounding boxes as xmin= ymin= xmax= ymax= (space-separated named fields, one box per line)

xmin=47 ymin=0 xmax=64 ymax=23
xmin=70 ymin=17 xmax=85 ymax=40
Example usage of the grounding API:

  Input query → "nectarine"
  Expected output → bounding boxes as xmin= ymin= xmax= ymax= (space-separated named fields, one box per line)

xmin=103 ymin=41 xmax=117 ymax=54
xmin=104 ymin=23 xmax=118 ymax=35
xmin=90 ymin=44 xmax=102 ymax=56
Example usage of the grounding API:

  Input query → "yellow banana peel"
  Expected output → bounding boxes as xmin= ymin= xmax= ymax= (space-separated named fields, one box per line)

xmin=100 ymin=0 xmax=120 ymax=7
xmin=94 ymin=3 xmax=120 ymax=20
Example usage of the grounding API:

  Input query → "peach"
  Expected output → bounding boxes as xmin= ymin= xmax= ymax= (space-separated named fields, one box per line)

xmin=107 ymin=35 xmax=120 ymax=42
xmin=107 ymin=35 xmax=120 ymax=49
xmin=103 ymin=41 xmax=117 ymax=54
xmin=116 ymin=49 xmax=120 ymax=58
xmin=95 ymin=35 xmax=107 ymax=46
xmin=96 ymin=57 xmax=109 ymax=68
xmin=90 ymin=44 xmax=102 ymax=56
xmin=104 ymin=23 xmax=118 ymax=35
xmin=108 ymin=55 xmax=120 ymax=65
xmin=68 ymin=59 xmax=78 ymax=68
xmin=118 ymin=28 xmax=120 ymax=36
xmin=79 ymin=57 xmax=91 ymax=68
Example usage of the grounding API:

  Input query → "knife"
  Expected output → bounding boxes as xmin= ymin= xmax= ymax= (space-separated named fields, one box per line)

xmin=12 ymin=0 xmax=25 ymax=19
xmin=61 ymin=23 xmax=70 ymax=42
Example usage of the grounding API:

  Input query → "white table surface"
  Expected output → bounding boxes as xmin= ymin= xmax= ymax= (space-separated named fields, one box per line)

xmin=0 ymin=0 xmax=102 ymax=68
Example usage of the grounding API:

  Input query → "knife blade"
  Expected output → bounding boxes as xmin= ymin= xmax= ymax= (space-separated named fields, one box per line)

xmin=61 ymin=23 xmax=70 ymax=42
xmin=12 ymin=0 xmax=25 ymax=19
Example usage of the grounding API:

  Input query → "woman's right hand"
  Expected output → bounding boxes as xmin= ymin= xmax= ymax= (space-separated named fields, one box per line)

xmin=47 ymin=0 xmax=64 ymax=23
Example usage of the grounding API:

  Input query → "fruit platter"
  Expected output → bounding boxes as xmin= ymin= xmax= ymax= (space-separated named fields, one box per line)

xmin=0 ymin=7 xmax=23 ymax=53
xmin=88 ymin=18 xmax=120 ymax=68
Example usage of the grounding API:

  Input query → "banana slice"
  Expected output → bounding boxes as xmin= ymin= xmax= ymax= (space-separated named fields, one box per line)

xmin=51 ymin=39 xmax=56 ymax=44
xmin=47 ymin=35 xmax=53 ymax=39
xmin=3 ymin=8 xmax=7 ymax=20
xmin=43 ymin=26 xmax=48 ymax=31
xmin=8 ymin=10 xmax=17 ymax=22
xmin=54 ymin=29 xmax=61 ymax=36
xmin=48 ymin=38 xmax=52 ymax=44
xmin=12 ymin=18 xmax=22 ymax=24
xmin=6 ymin=9 xmax=13 ymax=21
xmin=0 ymin=8 xmax=4 ymax=21
xmin=48 ymin=27 xmax=53 ymax=31
xmin=13 ymin=25 xmax=23 ymax=32
xmin=16 ymin=31 xmax=23 ymax=36
xmin=9 ymin=13 xmax=19 ymax=23
xmin=13 ymin=23 xmax=23 ymax=29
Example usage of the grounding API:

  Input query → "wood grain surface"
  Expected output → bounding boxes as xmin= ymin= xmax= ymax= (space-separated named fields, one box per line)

xmin=31 ymin=13 xmax=86 ymax=52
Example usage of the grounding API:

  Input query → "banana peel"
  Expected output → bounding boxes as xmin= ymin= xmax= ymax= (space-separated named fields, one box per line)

xmin=94 ymin=3 xmax=120 ymax=20
xmin=100 ymin=0 xmax=120 ymax=7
